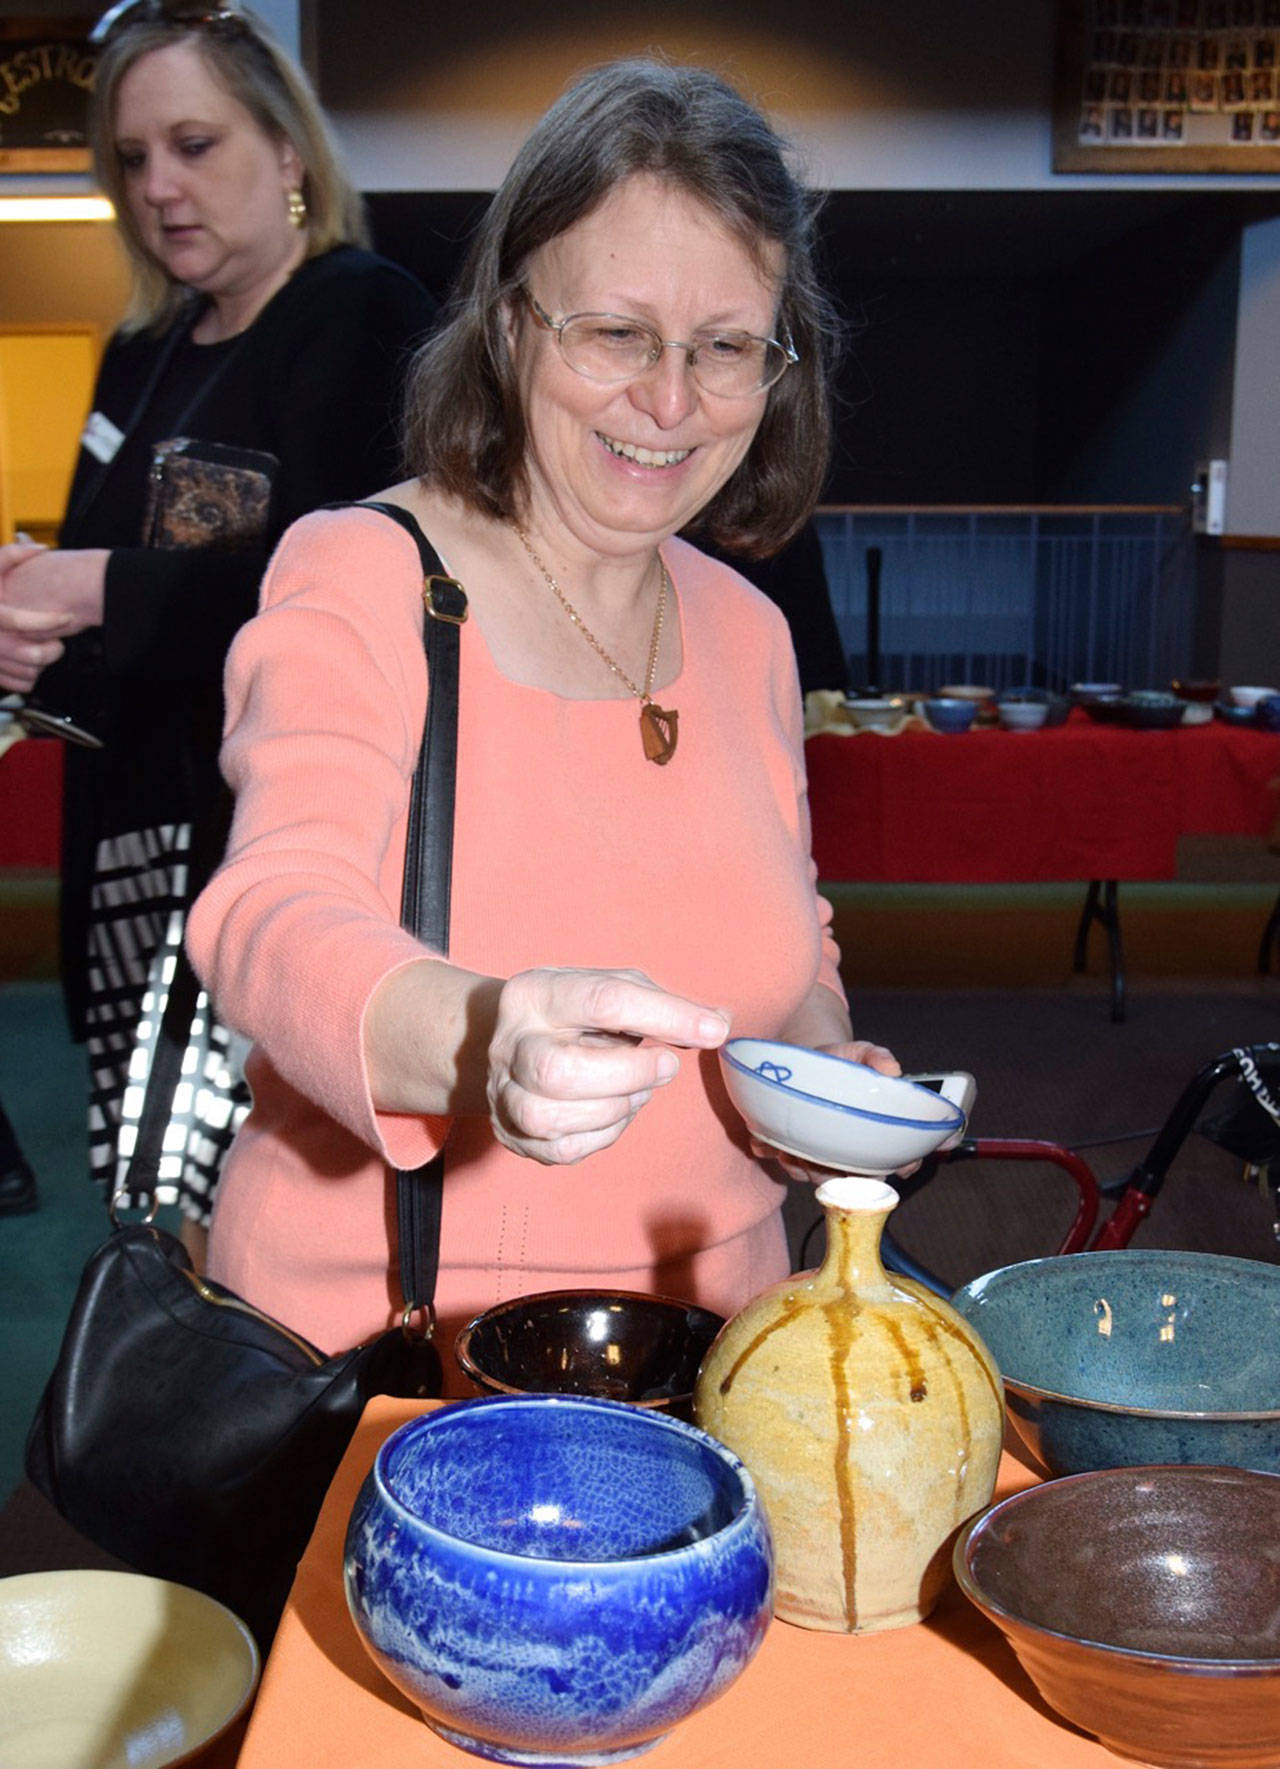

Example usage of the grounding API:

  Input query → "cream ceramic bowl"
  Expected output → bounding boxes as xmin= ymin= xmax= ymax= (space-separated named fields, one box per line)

xmin=720 ymin=1038 xmax=975 ymax=1174
xmin=0 ymin=1569 xmax=259 ymax=1769
xmin=997 ymin=700 xmax=1049 ymax=731
xmin=1229 ymin=685 xmax=1278 ymax=709
xmin=844 ymin=697 xmax=903 ymax=730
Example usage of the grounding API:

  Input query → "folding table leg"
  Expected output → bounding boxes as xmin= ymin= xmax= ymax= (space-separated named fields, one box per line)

xmin=1072 ymin=877 xmax=1126 ymax=1022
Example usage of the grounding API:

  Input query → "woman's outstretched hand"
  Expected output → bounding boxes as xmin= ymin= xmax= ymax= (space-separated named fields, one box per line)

xmin=487 ymin=967 xmax=730 ymax=1165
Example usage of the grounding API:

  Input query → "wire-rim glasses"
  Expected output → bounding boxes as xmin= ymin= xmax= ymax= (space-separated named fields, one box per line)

xmin=90 ymin=0 xmax=249 ymax=47
xmin=524 ymin=289 xmax=797 ymax=398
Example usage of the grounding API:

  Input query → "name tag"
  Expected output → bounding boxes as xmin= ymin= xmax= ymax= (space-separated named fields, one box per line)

xmin=81 ymin=410 xmax=125 ymax=464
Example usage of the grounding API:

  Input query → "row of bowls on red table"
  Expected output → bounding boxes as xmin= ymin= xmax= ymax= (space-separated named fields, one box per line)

xmin=846 ymin=680 xmax=1280 ymax=732
xmin=339 ymin=1040 xmax=1280 ymax=1769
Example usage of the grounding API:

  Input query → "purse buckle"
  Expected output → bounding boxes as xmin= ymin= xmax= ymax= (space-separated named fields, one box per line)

xmin=108 ymin=1186 xmax=160 ymax=1229
xmin=401 ymin=1299 xmax=437 ymax=1343
xmin=423 ymin=575 xmax=468 ymax=625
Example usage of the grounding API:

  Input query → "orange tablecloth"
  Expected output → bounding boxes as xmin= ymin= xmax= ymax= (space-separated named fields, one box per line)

xmin=235 ymin=1396 xmax=1120 ymax=1769
xmin=805 ymin=714 xmax=1280 ymax=883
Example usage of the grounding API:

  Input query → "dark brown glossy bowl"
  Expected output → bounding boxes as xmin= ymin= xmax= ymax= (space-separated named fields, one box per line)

xmin=954 ymin=1466 xmax=1280 ymax=1768
xmin=1170 ymin=678 xmax=1222 ymax=702
xmin=455 ymin=1289 xmax=725 ymax=1416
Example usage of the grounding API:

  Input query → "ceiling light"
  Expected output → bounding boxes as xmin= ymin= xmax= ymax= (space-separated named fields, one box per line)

xmin=0 ymin=197 xmax=115 ymax=223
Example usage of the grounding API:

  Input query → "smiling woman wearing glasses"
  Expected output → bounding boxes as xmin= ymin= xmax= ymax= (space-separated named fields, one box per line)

xmin=186 ymin=58 xmax=904 ymax=1367
xmin=0 ymin=2 xmax=434 ymax=1253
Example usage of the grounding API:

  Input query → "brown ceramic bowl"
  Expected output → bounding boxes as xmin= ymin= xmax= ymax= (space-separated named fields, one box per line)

xmin=455 ymin=1289 xmax=725 ymax=1417
xmin=954 ymin=1466 xmax=1280 ymax=1769
xmin=1170 ymin=678 xmax=1221 ymax=702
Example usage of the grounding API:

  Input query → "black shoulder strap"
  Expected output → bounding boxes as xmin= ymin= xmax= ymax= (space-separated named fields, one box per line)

xmin=122 ymin=497 xmax=466 ymax=1330
xmin=358 ymin=500 xmax=468 ymax=1316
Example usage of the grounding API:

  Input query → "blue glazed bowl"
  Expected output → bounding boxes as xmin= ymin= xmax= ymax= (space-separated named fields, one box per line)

xmin=922 ymin=696 xmax=977 ymax=734
xmin=1256 ymin=693 xmax=1280 ymax=731
xmin=950 ymin=1251 xmax=1280 ymax=1477
xmin=344 ymin=1395 xmax=773 ymax=1766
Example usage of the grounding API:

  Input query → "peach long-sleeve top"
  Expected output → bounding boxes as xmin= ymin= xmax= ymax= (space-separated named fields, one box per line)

xmin=187 ymin=506 xmax=845 ymax=1359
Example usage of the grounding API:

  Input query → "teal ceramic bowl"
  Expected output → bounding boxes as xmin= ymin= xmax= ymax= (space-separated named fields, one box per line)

xmin=950 ymin=1251 xmax=1280 ymax=1476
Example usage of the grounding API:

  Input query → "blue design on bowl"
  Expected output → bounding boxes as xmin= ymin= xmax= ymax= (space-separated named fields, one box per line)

xmin=344 ymin=1395 xmax=773 ymax=1766
xmin=950 ymin=1250 xmax=1280 ymax=1477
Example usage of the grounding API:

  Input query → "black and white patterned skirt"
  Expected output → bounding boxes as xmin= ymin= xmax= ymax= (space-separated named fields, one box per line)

xmin=84 ymin=823 xmax=249 ymax=1225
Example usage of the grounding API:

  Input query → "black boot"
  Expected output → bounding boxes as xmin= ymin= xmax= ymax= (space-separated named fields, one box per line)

xmin=0 ymin=1102 xmax=37 ymax=1215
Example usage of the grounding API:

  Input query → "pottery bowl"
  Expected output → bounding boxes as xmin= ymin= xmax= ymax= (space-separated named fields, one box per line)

xmin=950 ymin=1250 xmax=1280 ymax=1476
xmin=0 ymin=1568 xmax=259 ymax=1769
xmin=997 ymin=686 xmax=1072 ymax=727
xmin=344 ymin=1395 xmax=773 ymax=1767
xmin=455 ymin=1288 xmax=724 ymax=1416
xmin=1069 ymin=680 xmax=1123 ymax=703
xmin=937 ymin=683 xmax=998 ymax=722
xmin=1230 ymin=684 xmax=1279 ymax=709
xmin=1255 ymin=693 xmax=1280 ymax=732
xmin=997 ymin=698 xmax=1048 ymax=731
xmin=954 ymin=1465 xmax=1280 ymax=1769
xmin=720 ymin=1037 xmax=974 ymax=1174
xmin=844 ymin=696 xmax=902 ymax=729
xmin=1115 ymin=692 xmax=1187 ymax=730
xmin=1170 ymin=677 xmax=1221 ymax=702
xmin=921 ymin=696 xmax=977 ymax=734
xmin=1217 ymin=700 xmax=1259 ymax=726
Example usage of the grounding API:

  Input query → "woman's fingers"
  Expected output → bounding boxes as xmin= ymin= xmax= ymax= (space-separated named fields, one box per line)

xmin=487 ymin=967 xmax=731 ymax=1165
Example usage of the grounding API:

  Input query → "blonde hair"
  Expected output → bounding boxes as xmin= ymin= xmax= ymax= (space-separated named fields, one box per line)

xmin=90 ymin=7 xmax=368 ymax=332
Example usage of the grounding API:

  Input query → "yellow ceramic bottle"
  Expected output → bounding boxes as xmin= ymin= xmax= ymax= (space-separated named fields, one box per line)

xmin=695 ymin=1175 xmax=1004 ymax=1633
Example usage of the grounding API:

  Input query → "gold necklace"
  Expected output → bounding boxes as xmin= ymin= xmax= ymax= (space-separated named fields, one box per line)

xmin=514 ymin=527 xmax=679 ymax=765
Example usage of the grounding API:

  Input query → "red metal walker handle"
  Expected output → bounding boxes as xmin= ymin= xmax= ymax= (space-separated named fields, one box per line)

xmin=939 ymin=1138 xmax=1101 ymax=1254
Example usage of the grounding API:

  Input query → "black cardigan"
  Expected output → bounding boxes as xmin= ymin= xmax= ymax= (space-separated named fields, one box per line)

xmin=45 ymin=245 xmax=436 ymax=1036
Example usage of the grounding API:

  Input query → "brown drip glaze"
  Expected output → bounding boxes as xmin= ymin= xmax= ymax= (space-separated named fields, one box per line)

xmin=717 ymin=1296 xmax=805 ymax=1396
xmin=915 ymin=1294 xmax=1003 ymax=1413
xmin=882 ymin=1316 xmax=928 ymax=1402
xmin=824 ymin=1291 xmax=861 ymax=1629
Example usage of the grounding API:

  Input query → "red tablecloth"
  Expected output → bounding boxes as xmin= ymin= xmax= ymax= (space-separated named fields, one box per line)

xmin=0 ymin=736 xmax=62 ymax=868
xmin=805 ymin=714 xmax=1280 ymax=884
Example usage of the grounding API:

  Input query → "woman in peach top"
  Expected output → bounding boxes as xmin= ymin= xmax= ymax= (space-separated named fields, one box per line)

xmin=187 ymin=59 xmax=901 ymax=1374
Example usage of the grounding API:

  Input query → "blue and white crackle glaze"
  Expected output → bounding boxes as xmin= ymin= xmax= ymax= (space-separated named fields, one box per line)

xmin=344 ymin=1394 xmax=774 ymax=1767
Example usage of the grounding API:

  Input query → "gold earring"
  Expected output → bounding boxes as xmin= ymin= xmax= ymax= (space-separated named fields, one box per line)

xmin=286 ymin=187 xmax=307 ymax=229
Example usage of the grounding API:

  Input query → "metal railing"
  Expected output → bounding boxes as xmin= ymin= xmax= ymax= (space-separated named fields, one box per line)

xmin=814 ymin=505 xmax=1195 ymax=694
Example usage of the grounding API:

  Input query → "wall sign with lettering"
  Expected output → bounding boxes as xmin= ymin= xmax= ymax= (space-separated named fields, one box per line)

xmin=0 ymin=21 xmax=98 ymax=173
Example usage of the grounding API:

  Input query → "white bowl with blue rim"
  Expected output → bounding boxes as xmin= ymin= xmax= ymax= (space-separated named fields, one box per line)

xmin=719 ymin=1038 xmax=975 ymax=1174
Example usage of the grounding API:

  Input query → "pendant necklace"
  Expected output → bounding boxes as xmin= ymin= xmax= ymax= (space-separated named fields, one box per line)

xmin=514 ymin=527 xmax=679 ymax=765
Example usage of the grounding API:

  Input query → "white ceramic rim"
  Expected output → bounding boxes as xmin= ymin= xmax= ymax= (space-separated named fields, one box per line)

xmin=722 ymin=1040 xmax=964 ymax=1133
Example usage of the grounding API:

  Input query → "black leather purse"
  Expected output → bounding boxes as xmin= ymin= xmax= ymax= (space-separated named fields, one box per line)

xmin=24 ymin=502 xmax=463 ymax=1647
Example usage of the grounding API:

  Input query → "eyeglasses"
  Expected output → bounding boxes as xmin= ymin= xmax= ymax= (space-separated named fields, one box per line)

xmin=524 ymin=290 xmax=797 ymax=398
xmin=90 ymin=0 xmax=249 ymax=46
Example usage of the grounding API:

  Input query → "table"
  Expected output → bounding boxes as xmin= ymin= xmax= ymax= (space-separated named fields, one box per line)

xmin=234 ymin=1396 xmax=1124 ymax=1769
xmin=805 ymin=714 xmax=1280 ymax=1017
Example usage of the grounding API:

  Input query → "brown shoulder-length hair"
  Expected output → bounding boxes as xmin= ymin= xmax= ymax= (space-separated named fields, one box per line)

xmin=90 ymin=6 xmax=368 ymax=334
xmin=402 ymin=58 xmax=841 ymax=558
